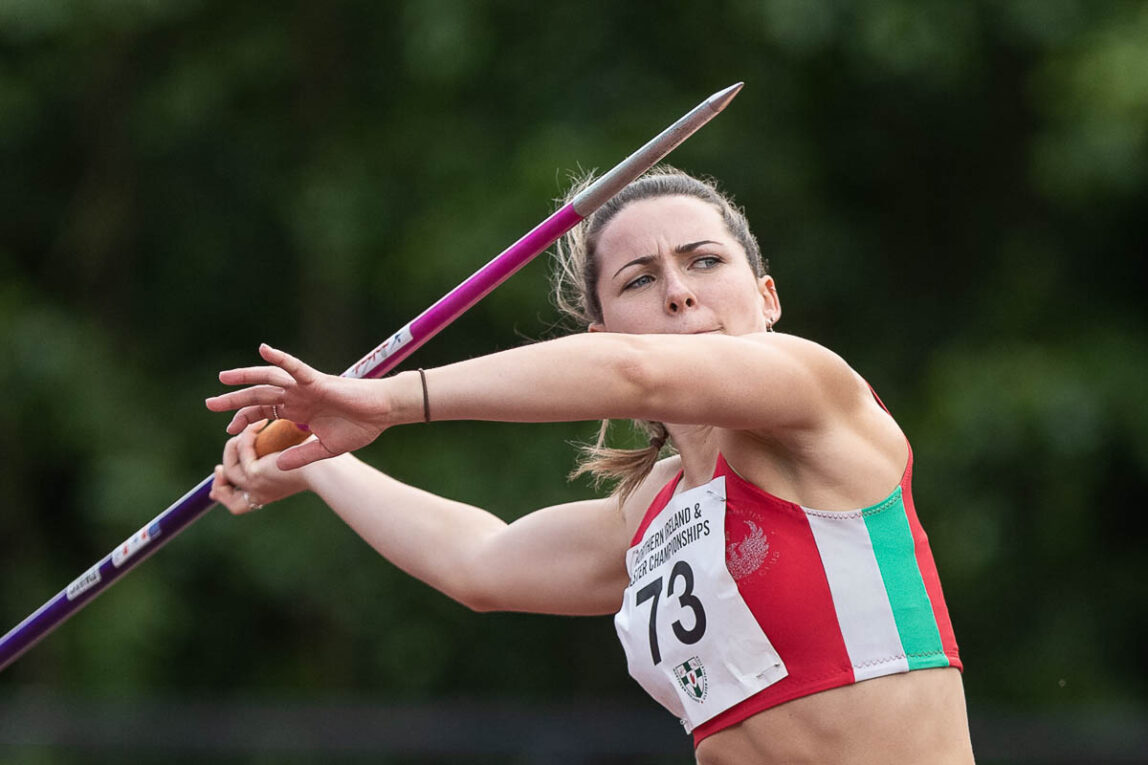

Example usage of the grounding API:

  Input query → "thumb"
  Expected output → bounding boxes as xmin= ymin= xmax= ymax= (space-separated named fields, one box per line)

xmin=277 ymin=439 xmax=337 ymax=471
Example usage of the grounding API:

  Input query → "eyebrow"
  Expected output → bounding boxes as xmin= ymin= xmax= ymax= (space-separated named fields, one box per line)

xmin=611 ymin=240 xmax=721 ymax=278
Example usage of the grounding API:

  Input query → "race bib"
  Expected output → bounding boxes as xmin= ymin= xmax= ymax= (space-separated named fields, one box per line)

xmin=614 ymin=476 xmax=787 ymax=732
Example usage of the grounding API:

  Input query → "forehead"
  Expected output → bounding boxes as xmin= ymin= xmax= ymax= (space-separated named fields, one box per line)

xmin=594 ymin=195 xmax=729 ymax=259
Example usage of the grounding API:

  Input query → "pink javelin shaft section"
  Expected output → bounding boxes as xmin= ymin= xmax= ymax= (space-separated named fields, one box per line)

xmin=343 ymin=203 xmax=583 ymax=381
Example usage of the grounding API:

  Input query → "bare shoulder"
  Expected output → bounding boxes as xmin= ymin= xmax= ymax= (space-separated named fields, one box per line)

xmin=747 ymin=332 xmax=859 ymax=384
xmin=739 ymin=332 xmax=874 ymax=425
xmin=721 ymin=333 xmax=909 ymax=503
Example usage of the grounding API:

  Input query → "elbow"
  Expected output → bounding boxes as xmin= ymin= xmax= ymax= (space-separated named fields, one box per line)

xmin=464 ymin=598 xmax=502 ymax=614
xmin=455 ymin=585 xmax=503 ymax=614
xmin=448 ymin=562 xmax=506 ymax=614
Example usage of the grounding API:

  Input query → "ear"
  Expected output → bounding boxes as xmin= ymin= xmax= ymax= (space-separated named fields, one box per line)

xmin=758 ymin=275 xmax=782 ymax=327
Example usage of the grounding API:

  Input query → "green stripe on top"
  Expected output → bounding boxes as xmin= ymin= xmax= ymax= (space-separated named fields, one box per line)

xmin=863 ymin=493 xmax=947 ymax=670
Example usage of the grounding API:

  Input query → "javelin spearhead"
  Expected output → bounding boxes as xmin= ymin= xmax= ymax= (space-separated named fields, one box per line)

xmin=571 ymin=83 xmax=745 ymax=217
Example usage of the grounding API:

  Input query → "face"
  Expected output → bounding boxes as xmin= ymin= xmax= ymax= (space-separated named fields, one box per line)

xmin=590 ymin=195 xmax=780 ymax=336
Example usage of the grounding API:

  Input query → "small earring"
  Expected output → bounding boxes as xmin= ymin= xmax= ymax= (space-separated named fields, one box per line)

xmin=765 ymin=317 xmax=775 ymax=333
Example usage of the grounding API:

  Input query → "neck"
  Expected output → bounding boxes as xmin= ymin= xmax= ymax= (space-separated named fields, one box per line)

xmin=665 ymin=423 xmax=719 ymax=489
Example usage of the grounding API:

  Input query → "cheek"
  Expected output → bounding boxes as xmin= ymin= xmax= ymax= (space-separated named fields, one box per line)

xmin=598 ymin=301 xmax=638 ymax=331
xmin=597 ymin=292 xmax=664 ymax=333
xmin=722 ymin=280 xmax=768 ymax=321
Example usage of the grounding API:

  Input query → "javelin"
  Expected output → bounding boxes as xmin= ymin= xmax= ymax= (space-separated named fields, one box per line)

xmin=0 ymin=82 xmax=744 ymax=673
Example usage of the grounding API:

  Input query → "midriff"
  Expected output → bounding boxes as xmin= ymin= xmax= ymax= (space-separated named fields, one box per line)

xmin=695 ymin=667 xmax=975 ymax=765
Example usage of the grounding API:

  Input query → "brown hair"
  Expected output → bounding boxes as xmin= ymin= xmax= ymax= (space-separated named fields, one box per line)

xmin=552 ymin=166 xmax=766 ymax=502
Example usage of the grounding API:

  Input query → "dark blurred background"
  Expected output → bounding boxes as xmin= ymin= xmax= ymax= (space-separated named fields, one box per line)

xmin=1 ymin=1 xmax=1146 ymax=763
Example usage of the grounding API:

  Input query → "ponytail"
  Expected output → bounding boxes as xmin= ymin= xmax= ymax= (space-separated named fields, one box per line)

xmin=569 ymin=419 xmax=672 ymax=504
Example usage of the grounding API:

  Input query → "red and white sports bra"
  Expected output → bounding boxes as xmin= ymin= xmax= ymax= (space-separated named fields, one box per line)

xmin=615 ymin=443 xmax=961 ymax=745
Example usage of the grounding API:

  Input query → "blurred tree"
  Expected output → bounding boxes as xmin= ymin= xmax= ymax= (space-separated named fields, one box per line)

xmin=1 ymin=0 xmax=1144 ymax=746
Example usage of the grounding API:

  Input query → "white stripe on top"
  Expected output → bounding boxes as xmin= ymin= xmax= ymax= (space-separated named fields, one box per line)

xmin=804 ymin=509 xmax=910 ymax=682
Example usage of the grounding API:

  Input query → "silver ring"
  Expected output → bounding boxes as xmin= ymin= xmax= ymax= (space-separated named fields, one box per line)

xmin=272 ymin=405 xmax=279 ymax=421
xmin=243 ymin=491 xmax=263 ymax=511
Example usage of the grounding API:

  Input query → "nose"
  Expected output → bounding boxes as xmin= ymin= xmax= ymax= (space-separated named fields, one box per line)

xmin=663 ymin=272 xmax=697 ymax=314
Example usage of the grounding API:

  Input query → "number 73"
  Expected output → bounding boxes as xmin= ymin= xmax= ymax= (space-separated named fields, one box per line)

xmin=634 ymin=560 xmax=707 ymax=665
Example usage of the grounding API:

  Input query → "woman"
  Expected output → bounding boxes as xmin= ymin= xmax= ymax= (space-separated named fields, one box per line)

xmin=206 ymin=168 xmax=975 ymax=764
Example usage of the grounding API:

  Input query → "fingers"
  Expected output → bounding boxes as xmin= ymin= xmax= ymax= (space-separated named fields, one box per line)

xmin=221 ymin=424 xmax=260 ymax=485
xmin=208 ymin=385 xmax=283 ymax=435
xmin=215 ymin=344 xmax=312 ymax=388
xmin=207 ymin=345 xmax=322 ymax=435
xmin=212 ymin=427 xmax=273 ymax=516
xmin=222 ymin=434 xmax=241 ymax=478
xmin=210 ymin=464 xmax=256 ymax=515
xmin=259 ymin=343 xmax=316 ymax=384
xmin=218 ymin=366 xmax=295 ymax=388
xmin=237 ymin=422 xmax=261 ymax=467
xmin=226 ymin=406 xmax=278 ymax=435
xmin=206 ymin=384 xmax=286 ymax=414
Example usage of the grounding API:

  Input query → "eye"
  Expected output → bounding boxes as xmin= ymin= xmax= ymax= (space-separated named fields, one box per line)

xmin=692 ymin=255 xmax=722 ymax=270
xmin=623 ymin=274 xmax=654 ymax=291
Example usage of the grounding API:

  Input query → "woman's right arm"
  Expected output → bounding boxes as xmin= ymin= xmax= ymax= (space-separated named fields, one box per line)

xmin=214 ymin=427 xmax=633 ymax=616
xmin=305 ymin=454 xmax=632 ymax=615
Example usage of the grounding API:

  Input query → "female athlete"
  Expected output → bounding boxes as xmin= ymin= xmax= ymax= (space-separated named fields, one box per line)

xmin=206 ymin=167 xmax=975 ymax=764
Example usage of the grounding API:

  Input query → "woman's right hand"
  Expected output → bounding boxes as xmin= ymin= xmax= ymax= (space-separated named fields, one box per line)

xmin=210 ymin=421 xmax=315 ymax=514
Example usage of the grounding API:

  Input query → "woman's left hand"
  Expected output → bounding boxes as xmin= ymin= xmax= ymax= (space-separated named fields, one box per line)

xmin=205 ymin=343 xmax=392 ymax=470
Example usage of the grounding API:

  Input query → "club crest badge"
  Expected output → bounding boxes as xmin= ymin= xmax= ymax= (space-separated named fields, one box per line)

xmin=674 ymin=657 xmax=708 ymax=702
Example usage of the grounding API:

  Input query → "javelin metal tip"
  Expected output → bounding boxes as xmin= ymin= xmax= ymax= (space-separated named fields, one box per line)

xmin=707 ymin=82 xmax=744 ymax=113
xmin=570 ymin=82 xmax=745 ymax=216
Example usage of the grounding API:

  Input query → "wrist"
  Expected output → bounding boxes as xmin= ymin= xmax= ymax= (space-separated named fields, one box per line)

xmin=298 ymin=450 xmax=355 ymax=492
xmin=382 ymin=370 xmax=430 ymax=427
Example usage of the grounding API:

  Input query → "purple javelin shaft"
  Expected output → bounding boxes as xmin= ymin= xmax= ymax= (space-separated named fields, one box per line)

xmin=0 ymin=83 xmax=743 ymax=673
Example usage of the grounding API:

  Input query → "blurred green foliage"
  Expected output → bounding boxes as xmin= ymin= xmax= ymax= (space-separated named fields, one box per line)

xmin=1 ymin=0 xmax=1145 ymax=738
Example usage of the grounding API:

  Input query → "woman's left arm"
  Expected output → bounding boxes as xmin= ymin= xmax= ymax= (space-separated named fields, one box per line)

xmin=426 ymin=330 xmax=849 ymax=431
xmin=207 ymin=333 xmax=848 ymax=469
